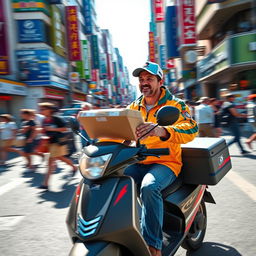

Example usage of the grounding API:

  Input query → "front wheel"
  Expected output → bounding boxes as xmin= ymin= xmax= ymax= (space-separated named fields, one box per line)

xmin=181 ymin=200 xmax=207 ymax=251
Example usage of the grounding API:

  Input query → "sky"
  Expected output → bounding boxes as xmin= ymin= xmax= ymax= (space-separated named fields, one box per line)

xmin=95 ymin=0 xmax=151 ymax=87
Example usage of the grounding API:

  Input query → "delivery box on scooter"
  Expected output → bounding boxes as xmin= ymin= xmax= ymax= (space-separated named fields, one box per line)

xmin=181 ymin=137 xmax=232 ymax=185
xmin=77 ymin=108 xmax=144 ymax=141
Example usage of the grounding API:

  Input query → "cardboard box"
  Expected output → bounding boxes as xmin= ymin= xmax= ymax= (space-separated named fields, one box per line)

xmin=181 ymin=137 xmax=232 ymax=185
xmin=77 ymin=108 xmax=144 ymax=140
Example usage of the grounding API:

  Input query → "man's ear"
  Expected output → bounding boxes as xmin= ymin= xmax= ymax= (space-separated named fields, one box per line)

xmin=159 ymin=79 xmax=164 ymax=86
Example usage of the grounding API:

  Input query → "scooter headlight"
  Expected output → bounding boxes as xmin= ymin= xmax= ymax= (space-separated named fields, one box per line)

xmin=79 ymin=153 xmax=112 ymax=180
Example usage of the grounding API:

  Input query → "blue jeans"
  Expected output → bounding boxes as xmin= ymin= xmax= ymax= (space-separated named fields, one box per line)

xmin=227 ymin=122 xmax=245 ymax=152
xmin=124 ymin=163 xmax=176 ymax=250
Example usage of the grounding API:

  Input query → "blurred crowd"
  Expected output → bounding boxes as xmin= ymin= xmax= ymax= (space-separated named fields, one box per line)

xmin=0 ymin=95 xmax=255 ymax=190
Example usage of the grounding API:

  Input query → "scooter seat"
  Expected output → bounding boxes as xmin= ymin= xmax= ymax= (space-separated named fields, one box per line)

xmin=161 ymin=176 xmax=183 ymax=198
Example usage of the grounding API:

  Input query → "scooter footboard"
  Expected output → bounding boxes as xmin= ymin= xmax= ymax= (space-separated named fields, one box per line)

xmin=69 ymin=240 xmax=123 ymax=256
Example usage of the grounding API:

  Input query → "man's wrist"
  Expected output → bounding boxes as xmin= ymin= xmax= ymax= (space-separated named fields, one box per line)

xmin=160 ymin=127 xmax=170 ymax=141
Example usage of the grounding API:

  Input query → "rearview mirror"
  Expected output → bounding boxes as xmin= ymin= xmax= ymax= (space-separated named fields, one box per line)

xmin=65 ymin=116 xmax=80 ymax=134
xmin=156 ymin=106 xmax=180 ymax=126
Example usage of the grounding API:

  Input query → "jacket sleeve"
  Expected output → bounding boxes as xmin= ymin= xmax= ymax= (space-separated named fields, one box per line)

xmin=164 ymin=103 xmax=198 ymax=144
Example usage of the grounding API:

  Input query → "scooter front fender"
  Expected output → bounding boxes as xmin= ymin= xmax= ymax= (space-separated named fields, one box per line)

xmin=69 ymin=240 xmax=123 ymax=256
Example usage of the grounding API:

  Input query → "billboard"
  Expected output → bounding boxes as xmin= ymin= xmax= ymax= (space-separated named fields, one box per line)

xmin=0 ymin=0 xmax=9 ymax=74
xmin=177 ymin=0 xmax=196 ymax=48
xmin=16 ymin=49 xmax=68 ymax=82
xmin=82 ymin=0 xmax=93 ymax=34
xmin=66 ymin=6 xmax=81 ymax=61
xmin=17 ymin=20 xmax=46 ymax=43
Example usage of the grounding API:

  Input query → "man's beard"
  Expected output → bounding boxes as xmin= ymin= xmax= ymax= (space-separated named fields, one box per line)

xmin=140 ymin=84 xmax=153 ymax=96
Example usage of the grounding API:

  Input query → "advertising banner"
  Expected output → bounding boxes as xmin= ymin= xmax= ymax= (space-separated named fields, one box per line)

xmin=50 ymin=5 xmax=65 ymax=57
xmin=230 ymin=32 xmax=256 ymax=65
xmin=66 ymin=6 xmax=81 ymax=61
xmin=12 ymin=0 xmax=50 ymax=15
xmin=165 ymin=4 xmax=180 ymax=58
xmin=17 ymin=20 xmax=46 ymax=43
xmin=44 ymin=87 xmax=65 ymax=100
xmin=82 ymin=39 xmax=91 ymax=80
xmin=16 ymin=49 xmax=68 ymax=82
xmin=154 ymin=0 xmax=165 ymax=22
xmin=177 ymin=0 xmax=196 ymax=48
xmin=0 ymin=0 xmax=9 ymax=74
xmin=83 ymin=0 xmax=93 ymax=34
xmin=149 ymin=32 xmax=156 ymax=62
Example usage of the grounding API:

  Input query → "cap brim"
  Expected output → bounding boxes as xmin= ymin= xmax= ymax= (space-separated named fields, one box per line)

xmin=132 ymin=67 xmax=157 ymax=77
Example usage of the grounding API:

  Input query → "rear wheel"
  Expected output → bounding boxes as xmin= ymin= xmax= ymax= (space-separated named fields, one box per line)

xmin=182 ymin=200 xmax=207 ymax=251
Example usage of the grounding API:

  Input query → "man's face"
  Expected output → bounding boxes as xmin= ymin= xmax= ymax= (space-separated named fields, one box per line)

xmin=138 ymin=70 xmax=162 ymax=98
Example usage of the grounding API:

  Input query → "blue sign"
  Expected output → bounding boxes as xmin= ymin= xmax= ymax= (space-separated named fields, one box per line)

xmin=16 ymin=49 xmax=68 ymax=88
xmin=159 ymin=45 xmax=166 ymax=70
xmin=82 ymin=0 xmax=93 ymax=34
xmin=17 ymin=20 xmax=46 ymax=43
xmin=165 ymin=5 xmax=180 ymax=58
xmin=49 ymin=0 xmax=62 ymax=3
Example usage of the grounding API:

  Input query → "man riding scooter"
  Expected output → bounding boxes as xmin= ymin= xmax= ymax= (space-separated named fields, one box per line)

xmin=124 ymin=61 xmax=198 ymax=256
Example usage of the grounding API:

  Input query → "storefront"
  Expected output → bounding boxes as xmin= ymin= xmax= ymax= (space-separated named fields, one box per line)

xmin=197 ymin=31 xmax=256 ymax=97
xmin=0 ymin=78 xmax=27 ymax=117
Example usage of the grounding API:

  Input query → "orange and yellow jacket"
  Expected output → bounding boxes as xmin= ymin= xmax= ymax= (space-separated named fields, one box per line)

xmin=128 ymin=87 xmax=198 ymax=176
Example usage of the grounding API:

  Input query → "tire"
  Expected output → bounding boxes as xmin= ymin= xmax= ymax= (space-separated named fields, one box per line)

xmin=181 ymin=200 xmax=207 ymax=251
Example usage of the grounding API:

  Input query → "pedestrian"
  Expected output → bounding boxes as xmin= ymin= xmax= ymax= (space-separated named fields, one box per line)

xmin=19 ymin=109 xmax=44 ymax=170
xmin=124 ymin=61 xmax=198 ymax=256
xmin=209 ymin=98 xmax=222 ymax=137
xmin=194 ymin=97 xmax=215 ymax=137
xmin=245 ymin=97 xmax=256 ymax=149
xmin=38 ymin=102 xmax=78 ymax=190
xmin=221 ymin=93 xmax=250 ymax=154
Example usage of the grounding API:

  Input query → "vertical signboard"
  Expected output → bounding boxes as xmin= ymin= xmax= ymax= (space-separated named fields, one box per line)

xmin=177 ymin=0 xmax=196 ymax=48
xmin=0 ymin=0 xmax=9 ymax=74
xmin=165 ymin=3 xmax=180 ymax=58
xmin=159 ymin=45 xmax=166 ymax=69
xmin=149 ymin=32 xmax=156 ymax=62
xmin=83 ymin=0 xmax=93 ymax=34
xmin=51 ymin=5 xmax=65 ymax=57
xmin=82 ymin=39 xmax=91 ymax=80
xmin=154 ymin=0 xmax=165 ymax=22
xmin=66 ymin=6 xmax=81 ymax=61
xmin=91 ymin=35 xmax=100 ymax=69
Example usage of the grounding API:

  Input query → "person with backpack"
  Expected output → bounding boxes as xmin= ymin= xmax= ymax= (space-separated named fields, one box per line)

xmin=221 ymin=94 xmax=250 ymax=154
xmin=38 ymin=102 xmax=77 ymax=190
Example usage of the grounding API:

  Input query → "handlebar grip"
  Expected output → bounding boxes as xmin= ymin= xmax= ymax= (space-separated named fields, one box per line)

xmin=145 ymin=148 xmax=170 ymax=156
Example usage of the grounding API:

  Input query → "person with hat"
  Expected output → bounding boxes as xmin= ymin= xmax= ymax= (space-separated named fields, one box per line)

xmin=194 ymin=96 xmax=215 ymax=137
xmin=124 ymin=61 xmax=198 ymax=256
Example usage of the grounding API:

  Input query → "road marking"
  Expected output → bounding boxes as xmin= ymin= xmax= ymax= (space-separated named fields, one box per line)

xmin=0 ymin=178 xmax=30 ymax=197
xmin=227 ymin=171 xmax=256 ymax=202
xmin=0 ymin=216 xmax=25 ymax=231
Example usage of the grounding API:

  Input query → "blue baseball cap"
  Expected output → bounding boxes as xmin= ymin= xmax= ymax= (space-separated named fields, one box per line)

xmin=132 ymin=61 xmax=163 ymax=80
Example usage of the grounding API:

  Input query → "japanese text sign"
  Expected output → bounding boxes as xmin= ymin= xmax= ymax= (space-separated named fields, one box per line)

xmin=178 ymin=0 xmax=196 ymax=48
xmin=66 ymin=6 xmax=81 ymax=61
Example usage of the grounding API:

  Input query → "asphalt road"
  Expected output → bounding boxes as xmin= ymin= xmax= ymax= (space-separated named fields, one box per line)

xmin=0 ymin=133 xmax=255 ymax=256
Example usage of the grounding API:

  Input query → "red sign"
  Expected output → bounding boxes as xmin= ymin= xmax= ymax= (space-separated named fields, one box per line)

xmin=154 ymin=0 xmax=165 ymax=22
xmin=149 ymin=32 xmax=156 ymax=62
xmin=167 ymin=59 xmax=175 ymax=69
xmin=44 ymin=87 xmax=65 ymax=100
xmin=0 ymin=0 xmax=9 ymax=74
xmin=178 ymin=0 xmax=196 ymax=48
xmin=0 ymin=95 xmax=12 ymax=100
xmin=66 ymin=6 xmax=81 ymax=61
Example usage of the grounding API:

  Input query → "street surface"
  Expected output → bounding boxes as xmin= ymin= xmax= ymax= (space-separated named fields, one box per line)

xmin=0 ymin=132 xmax=256 ymax=256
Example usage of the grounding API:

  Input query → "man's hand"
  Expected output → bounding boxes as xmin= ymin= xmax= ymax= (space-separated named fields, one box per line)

xmin=136 ymin=122 xmax=170 ymax=140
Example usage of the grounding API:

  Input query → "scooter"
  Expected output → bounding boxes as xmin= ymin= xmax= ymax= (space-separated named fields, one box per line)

xmin=66 ymin=106 xmax=231 ymax=256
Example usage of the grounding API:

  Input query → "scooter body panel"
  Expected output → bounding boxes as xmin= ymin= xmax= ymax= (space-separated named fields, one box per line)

xmin=67 ymin=176 xmax=150 ymax=256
